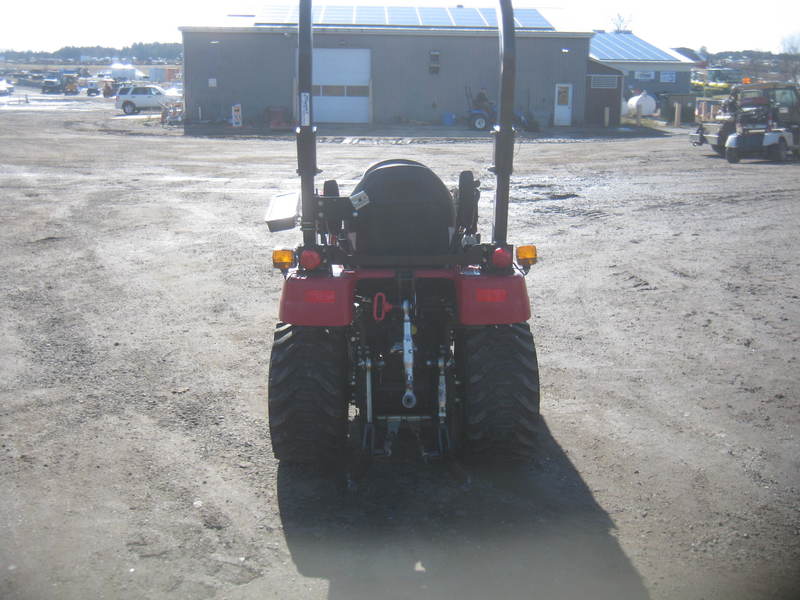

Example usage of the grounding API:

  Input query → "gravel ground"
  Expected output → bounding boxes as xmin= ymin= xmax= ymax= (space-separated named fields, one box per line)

xmin=1 ymin=92 xmax=799 ymax=600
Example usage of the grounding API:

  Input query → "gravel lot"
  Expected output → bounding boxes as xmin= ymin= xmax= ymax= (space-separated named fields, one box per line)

xmin=1 ymin=90 xmax=799 ymax=600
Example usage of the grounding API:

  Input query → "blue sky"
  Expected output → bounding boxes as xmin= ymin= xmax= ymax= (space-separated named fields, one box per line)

xmin=2 ymin=1 xmax=798 ymax=54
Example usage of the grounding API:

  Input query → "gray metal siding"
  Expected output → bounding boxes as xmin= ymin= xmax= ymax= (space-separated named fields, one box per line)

xmin=182 ymin=29 xmax=589 ymax=127
xmin=183 ymin=31 xmax=296 ymax=125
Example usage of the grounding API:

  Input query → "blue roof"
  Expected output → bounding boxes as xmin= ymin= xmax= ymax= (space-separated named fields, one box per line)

xmin=590 ymin=31 xmax=679 ymax=62
xmin=243 ymin=5 xmax=554 ymax=30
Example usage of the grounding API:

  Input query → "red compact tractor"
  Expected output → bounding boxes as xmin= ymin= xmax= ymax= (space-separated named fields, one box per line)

xmin=266 ymin=0 xmax=540 ymax=466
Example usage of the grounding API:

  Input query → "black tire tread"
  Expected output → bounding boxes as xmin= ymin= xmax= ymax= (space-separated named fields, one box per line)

xmin=268 ymin=323 xmax=347 ymax=463
xmin=768 ymin=138 xmax=788 ymax=163
xmin=460 ymin=323 xmax=540 ymax=459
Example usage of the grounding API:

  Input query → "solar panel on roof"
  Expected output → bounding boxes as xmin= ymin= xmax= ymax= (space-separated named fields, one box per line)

xmin=591 ymin=36 xmax=625 ymax=60
xmin=630 ymin=36 xmax=674 ymax=60
xmin=590 ymin=32 xmax=675 ymax=61
xmin=477 ymin=7 xmax=498 ymax=27
xmin=418 ymin=7 xmax=451 ymax=26
xmin=322 ymin=5 xmax=354 ymax=23
xmin=256 ymin=6 xmax=291 ymax=22
xmin=355 ymin=5 xmax=386 ymax=25
xmin=449 ymin=7 xmax=486 ymax=27
xmin=247 ymin=4 xmax=555 ymax=29
xmin=387 ymin=6 xmax=419 ymax=25
xmin=514 ymin=8 xmax=552 ymax=29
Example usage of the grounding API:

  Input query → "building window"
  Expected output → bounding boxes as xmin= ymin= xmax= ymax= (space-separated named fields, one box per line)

xmin=429 ymin=50 xmax=440 ymax=75
xmin=557 ymin=86 xmax=570 ymax=105
xmin=321 ymin=85 xmax=345 ymax=96
xmin=346 ymin=86 xmax=369 ymax=97
xmin=659 ymin=71 xmax=676 ymax=83
xmin=634 ymin=71 xmax=655 ymax=81
xmin=590 ymin=75 xmax=618 ymax=89
xmin=313 ymin=85 xmax=369 ymax=97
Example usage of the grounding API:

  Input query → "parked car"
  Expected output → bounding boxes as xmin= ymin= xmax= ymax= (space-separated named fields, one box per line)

xmin=114 ymin=85 xmax=180 ymax=115
xmin=41 ymin=78 xmax=62 ymax=94
xmin=0 ymin=78 xmax=14 ymax=95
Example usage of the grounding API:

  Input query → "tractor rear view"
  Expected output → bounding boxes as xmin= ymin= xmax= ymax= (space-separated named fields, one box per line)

xmin=266 ymin=0 xmax=540 ymax=467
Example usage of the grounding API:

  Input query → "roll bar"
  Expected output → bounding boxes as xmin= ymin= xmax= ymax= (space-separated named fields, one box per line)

xmin=492 ymin=0 xmax=516 ymax=246
xmin=297 ymin=0 xmax=318 ymax=247
xmin=295 ymin=0 xmax=517 ymax=247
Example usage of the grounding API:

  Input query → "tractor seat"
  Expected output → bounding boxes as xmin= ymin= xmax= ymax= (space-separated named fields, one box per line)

xmin=350 ymin=160 xmax=455 ymax=256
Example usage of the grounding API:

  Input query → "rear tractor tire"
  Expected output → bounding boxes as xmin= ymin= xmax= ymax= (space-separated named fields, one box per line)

xmin=268 ymin=323 xmax=348 ymax=464
xmin=459 ymin=323 xmax=540 ymax=460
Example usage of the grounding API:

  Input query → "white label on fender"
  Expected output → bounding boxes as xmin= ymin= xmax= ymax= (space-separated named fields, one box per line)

xmin=350 ymin=191 xmax=370 ymax=210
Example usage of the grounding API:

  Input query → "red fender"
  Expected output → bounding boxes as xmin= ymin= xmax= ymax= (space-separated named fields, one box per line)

xmin=279 ymin=272 xmax=356 ymax=326
xmin=279 ymin=269 xmax=531 ymax=327
xmin=456 ymin=273 xmax=531 ymax=325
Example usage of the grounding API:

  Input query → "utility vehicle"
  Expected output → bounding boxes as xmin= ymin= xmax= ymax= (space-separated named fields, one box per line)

xmin=691 ymin=82 xmax=800 ymax=163
xmin=266 ymin=0 xmax=540 ymax=466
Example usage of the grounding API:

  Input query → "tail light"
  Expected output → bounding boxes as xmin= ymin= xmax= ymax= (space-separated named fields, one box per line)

xmin=516 ymin=245 xmax=538 ymax=267
xmin=272 ymin=248 xmax=295 ymax=270
xmin=476 ymin=288 xmax=508 ymax=302
xmin=299 ymin=249 xmax=323 ymax=270
xmin=491 ymin=247 xmax=513 ymax=269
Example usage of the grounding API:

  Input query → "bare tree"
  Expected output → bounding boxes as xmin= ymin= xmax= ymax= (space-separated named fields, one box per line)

xmin=781 ymin=33 xmax=800 ymax=83
xmin=611 ymin=13 xmax=632 ymax=33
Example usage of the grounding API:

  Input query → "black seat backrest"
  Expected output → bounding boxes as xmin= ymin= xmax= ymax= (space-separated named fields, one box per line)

xmin=350 ymin=161 xmax=454 ymax=256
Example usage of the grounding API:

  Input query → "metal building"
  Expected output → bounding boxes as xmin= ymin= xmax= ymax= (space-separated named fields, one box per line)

xmin=585 ymin=58 xmax=624 ymax=127
xmin=179 ymin=5 xmax=593 ymax=131
xmin=590 ymin=30 xmax=694 ymax=97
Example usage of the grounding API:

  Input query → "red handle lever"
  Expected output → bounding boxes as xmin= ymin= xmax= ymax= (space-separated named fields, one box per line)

xmin=373 ymin=292 xmax=393 ymax=321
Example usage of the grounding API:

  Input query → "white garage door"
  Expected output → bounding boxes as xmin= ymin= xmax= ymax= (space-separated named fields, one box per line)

xmin=312 ymin=48 xmax=371 ymax=123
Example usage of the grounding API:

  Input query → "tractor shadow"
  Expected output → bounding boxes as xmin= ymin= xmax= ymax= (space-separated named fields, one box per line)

xmin=276 ymin=418 xmax=650 ymax=600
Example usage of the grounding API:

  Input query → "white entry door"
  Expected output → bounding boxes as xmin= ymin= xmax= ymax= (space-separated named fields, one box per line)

xmin=312 ymin=48 xmax=371 ymax=123
xmin=554 ymin=83 xmax=573 ymax=126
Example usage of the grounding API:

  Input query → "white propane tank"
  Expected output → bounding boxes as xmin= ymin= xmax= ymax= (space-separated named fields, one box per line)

xmin=627 ymin=91 xmax=657 ymax=117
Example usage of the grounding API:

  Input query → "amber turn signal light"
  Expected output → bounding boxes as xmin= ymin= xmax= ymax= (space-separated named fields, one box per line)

xmin=516 ymin=245 xmax=538 ymax=267
xmin=272 ymin=248 xmax=296 ymax=270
